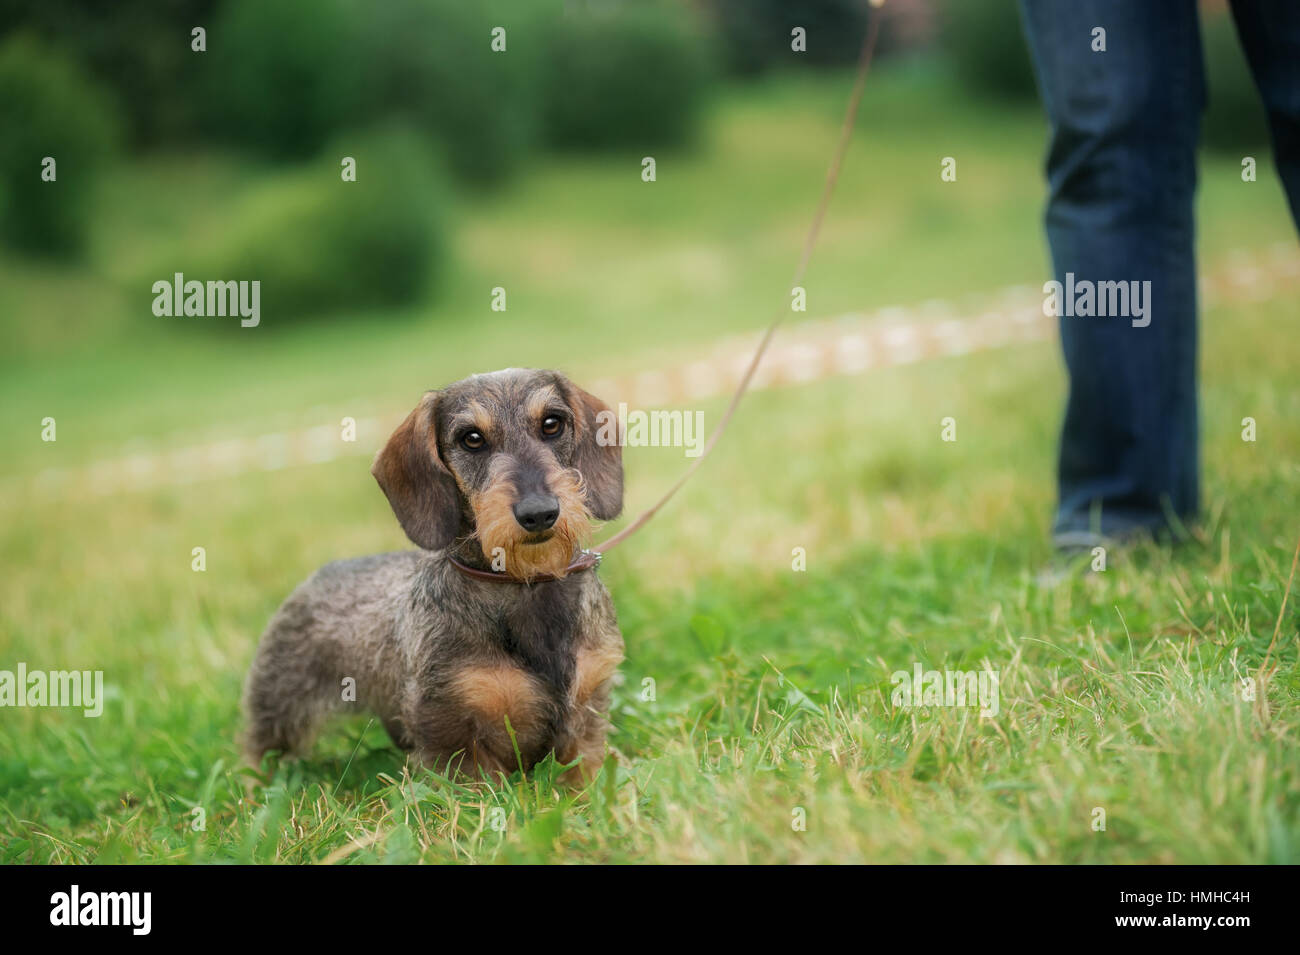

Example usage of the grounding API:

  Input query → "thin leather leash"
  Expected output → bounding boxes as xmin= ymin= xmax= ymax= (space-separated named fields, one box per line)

xmin=454 ymin=13 xmax=883 ymax=584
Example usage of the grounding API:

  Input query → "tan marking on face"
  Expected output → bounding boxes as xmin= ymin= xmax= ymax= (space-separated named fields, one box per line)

xmin=447 ymin=400 xmax=494 ymax=442
xmin=525 ymin=385 xmax=562 ymax=425
xmin=469 ymin=463 xmax=592 ymax=580
xmin=451 ymin=665 xmax=545 ymax=735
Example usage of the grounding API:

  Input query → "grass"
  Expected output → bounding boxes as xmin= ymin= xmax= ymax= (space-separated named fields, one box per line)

xmin=1 ymin=64 xmax=1298 ymax=864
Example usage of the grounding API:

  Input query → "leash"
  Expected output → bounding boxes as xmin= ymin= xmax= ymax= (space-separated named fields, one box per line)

xmin=591 ymin=12 xmax=883 ymax=560
xmin=452 ymin=12 xmax=883 ymax=583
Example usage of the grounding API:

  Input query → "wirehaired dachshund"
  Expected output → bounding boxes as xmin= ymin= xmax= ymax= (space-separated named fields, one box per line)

xmin=242 ymin=368 xmax=625 ymax=782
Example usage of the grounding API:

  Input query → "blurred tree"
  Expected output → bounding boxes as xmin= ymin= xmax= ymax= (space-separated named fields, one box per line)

xmin=539 ymin=0 xmax=714 ymax=150
xmin=0 ymin=33 xmax=121 ymax=256
xmin=1 ymin=0 xmax=721 ymax=180
xmin=703 ymin=0 xmax=874 ymax=75
xmin=0 ymin=0 xmax=220 ymax=146
xmin=201 ymin=0 xmax=364 ymax=160
xmin=347 ymin=0 xmax=544 ymax=185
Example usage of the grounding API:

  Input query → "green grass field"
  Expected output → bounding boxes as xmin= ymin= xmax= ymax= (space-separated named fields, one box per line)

xmin=2 ymin=66 xmax=1298 ymax=864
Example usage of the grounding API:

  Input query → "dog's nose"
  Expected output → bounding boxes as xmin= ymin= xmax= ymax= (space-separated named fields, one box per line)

xmin=513 ymin=494 xmax=560 ymax=533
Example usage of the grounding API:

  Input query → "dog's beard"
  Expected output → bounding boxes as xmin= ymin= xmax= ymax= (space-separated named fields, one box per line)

xmin=470 ymin=467 xmax=592 ymax=580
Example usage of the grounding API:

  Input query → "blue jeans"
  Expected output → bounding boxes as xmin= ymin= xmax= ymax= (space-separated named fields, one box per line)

xmin=1019 ymin=0 xmax=1300 ymax=540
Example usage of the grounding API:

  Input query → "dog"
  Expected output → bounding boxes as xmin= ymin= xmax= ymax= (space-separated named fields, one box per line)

xmin=241 ymin=368 xmax=625 ymax=782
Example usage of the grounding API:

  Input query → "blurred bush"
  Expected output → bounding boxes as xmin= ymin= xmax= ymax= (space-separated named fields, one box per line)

xmin=204 ymin=0 xmax=363 ymax=160
xmin=204 ymin=0 xmax=719 ymax=176
xmin=0 ymin=34 xmax=121 ymax=256
xmin=939 ymin=0 xmax=1036 ymax=101
xmin=201 ymin=0 xmax=714 ymax=174
xmin=192 ymin=130 xmax=448 ymax=321
xmin=348 ymin=0 xmax=542 ymax=184
xmin=704 ymin=0 xmax=872 ymax=76
xmin=1201 ymin=9 xmax=1270 ymax=153
xmin=538 ymin=0 xmax=713 ymax=150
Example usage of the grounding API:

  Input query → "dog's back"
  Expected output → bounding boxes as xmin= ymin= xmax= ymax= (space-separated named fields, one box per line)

xmin=242 ymin=551 xmax=418 ymax=760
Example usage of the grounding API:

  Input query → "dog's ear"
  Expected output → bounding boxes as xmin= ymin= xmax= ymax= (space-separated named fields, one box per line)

xmin=564 ymin=380 xmax=624 ymax=520
xmin=372 ymin=392 xmax=461 ymax=550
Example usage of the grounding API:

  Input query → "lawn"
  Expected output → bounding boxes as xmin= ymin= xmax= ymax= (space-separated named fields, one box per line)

xmin=1 ymin=64 xmax=1297 ymax=864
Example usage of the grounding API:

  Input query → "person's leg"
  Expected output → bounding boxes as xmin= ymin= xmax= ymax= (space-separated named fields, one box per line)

xmin=1228 ymin=0 xmax=1300 ymax=226
xmin=1019 ymin=1 xmax=1204 ymax=543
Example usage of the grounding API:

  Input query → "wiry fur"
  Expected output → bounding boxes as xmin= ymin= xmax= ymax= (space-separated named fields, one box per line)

xmin=469 ymin=463 xmax=591 ymax=580
xmin=242 ymin=368 xmax=624 ymax=782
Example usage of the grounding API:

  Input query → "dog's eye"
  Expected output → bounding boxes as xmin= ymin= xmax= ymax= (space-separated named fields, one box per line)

xmin=541 ymin=416 xmax=563 ymax=438
xmin=461 ymin=431 xmax=486 ymax=451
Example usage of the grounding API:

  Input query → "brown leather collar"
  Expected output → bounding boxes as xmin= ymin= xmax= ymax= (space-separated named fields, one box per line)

xmin=446 ymin=549 xmax=601 ymax=584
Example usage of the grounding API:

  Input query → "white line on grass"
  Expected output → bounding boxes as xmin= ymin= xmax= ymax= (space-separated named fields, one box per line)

xmin=12 ymin=244 xmax=1299 ymax=499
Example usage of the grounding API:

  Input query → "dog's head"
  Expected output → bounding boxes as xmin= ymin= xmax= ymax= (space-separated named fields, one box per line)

xmin=372 ymin=368 xmax=623 ymax=580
